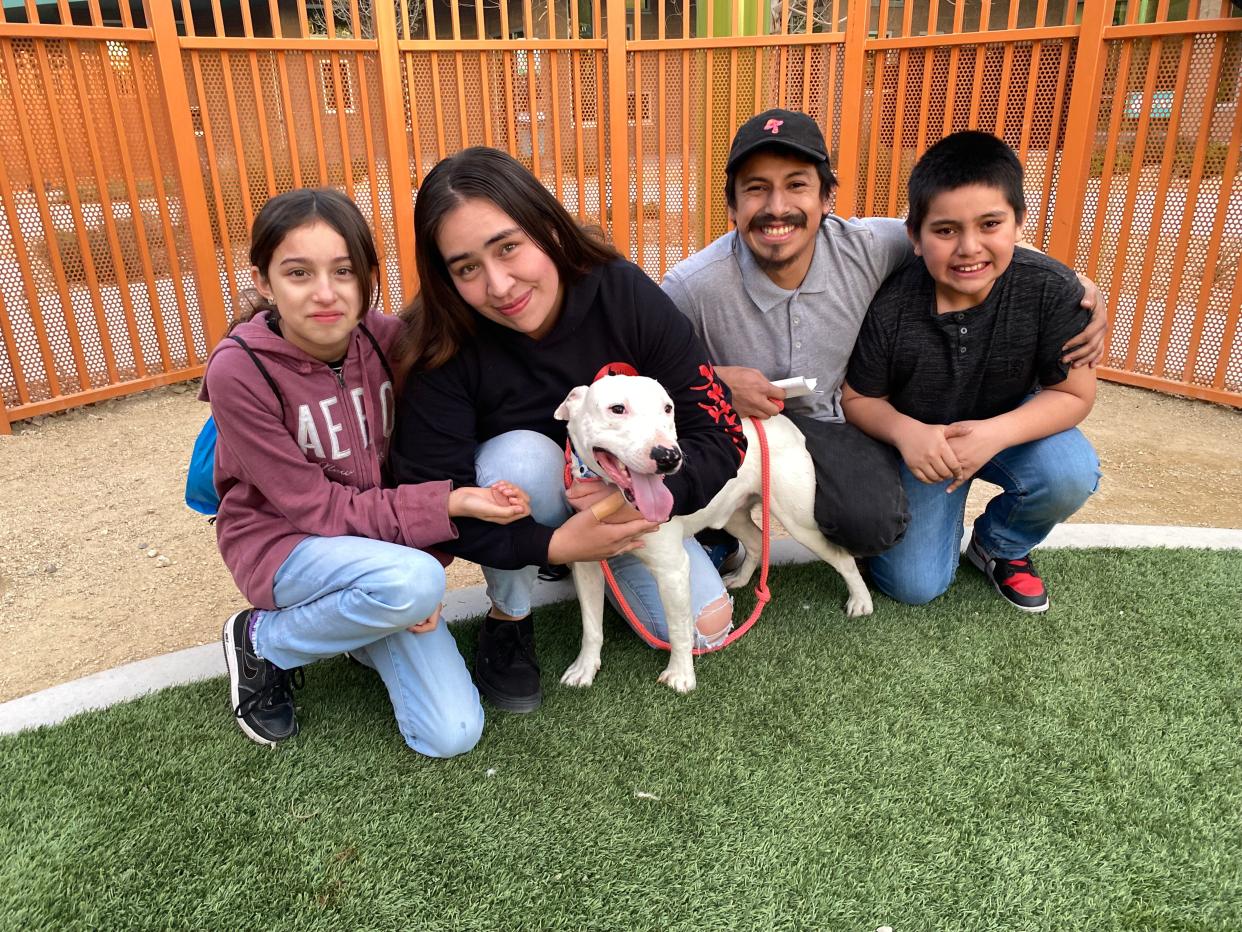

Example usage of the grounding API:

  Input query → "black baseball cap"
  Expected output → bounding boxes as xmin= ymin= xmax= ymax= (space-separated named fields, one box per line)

xmin=726 ymin=109 xmax=830 ymax=173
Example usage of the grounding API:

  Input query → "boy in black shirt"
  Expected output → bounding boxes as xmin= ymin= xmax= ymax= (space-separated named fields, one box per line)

xmin=843 ymin=132 xmax=1099 ymax=612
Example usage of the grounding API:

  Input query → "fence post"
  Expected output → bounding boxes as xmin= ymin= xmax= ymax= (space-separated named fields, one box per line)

xmin=833 ymin=0 xmax=870 ymax=219
xmin=0 ymin=393 xmax=11 ymax=435
xmin=373 ymin=0 xmax=417 ymax=304
xmin=1045 ymin=0 xmax=1116 ymax=264
xmin=145 ymin=0 xmax=230 ymax=350
xmin=604 ymin=0 xmax=632 ymax=256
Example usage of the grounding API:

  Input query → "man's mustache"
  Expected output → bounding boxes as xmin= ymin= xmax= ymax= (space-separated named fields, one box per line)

xmin=749 ymin=210 xmax=808 ymax=232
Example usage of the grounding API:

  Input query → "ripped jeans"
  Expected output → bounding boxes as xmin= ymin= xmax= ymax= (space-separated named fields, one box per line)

xmin=476 ymin=430 xmax=734 ymax=651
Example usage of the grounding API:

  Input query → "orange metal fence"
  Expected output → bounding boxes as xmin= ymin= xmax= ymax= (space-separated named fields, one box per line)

xmin=0 ymin=0 xmax=1239 ymax=433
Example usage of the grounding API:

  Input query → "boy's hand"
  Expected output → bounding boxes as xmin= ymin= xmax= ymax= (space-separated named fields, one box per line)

xmin=448 ymin=482 xmax=531 ymax=524
xmin=1063 ymin=274 xmax=1109 ymax=368
xmin=896 ymin=422 xmax=971 ymax=485
xmin=715 ymin=365 xmax=785 ymax=419
xmin=944 ymin=420 xmax=1006 ymax=492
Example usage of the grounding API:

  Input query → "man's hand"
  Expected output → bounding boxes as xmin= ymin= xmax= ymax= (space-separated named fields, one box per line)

xmin=895 ymin=422 xmax=972 ymax=485
xmin=408 ymin=603 xmax=442 ymax=634
xmin=448 ymin=481 xmax=531 ymax=524
xmin=944 ymin=420 xmax=1006 ymax=492
xmin=1063 ymin=273 xmax=1109 ymax=368
xmin=715 ymin=365 xmax=785 ymax=419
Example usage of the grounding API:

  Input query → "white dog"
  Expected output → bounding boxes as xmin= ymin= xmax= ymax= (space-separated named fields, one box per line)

xmin=554 ymin=374 xmax=873 ymax=694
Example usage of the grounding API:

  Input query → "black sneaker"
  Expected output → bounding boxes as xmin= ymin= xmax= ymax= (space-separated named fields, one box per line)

xmin=965 ymin=535 xmax=1050 ymax=613
xmin=222 ymin=608 xmax=304 ymax=746
xmin=474 ymin=614 xmax=542 ymax=713
xmin=703 ymin=538 xmax=747 ymax=576
xmin=537 ymin=562 xmax=572 ymax=582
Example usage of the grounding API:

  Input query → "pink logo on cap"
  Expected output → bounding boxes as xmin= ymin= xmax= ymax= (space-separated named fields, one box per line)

xmin=763 ymin=118 xmax=784 ymax=134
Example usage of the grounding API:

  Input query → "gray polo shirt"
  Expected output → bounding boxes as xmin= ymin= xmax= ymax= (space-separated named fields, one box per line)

xmin=661 ymin=215 xmax=912 ymax=422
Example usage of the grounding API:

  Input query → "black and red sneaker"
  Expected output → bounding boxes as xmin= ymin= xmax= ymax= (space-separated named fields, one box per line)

xmin=965 ymin=535 xmax=1050 ymax=613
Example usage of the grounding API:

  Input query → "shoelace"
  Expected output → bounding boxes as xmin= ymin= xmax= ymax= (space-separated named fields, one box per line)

xmin=234 ymin=664 xmax=305 ymax=719
xmin=494 ymin=624 xmax=540 ymax=673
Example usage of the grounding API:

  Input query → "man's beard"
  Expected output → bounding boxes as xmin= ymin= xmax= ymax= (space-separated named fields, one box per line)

xmin=748 ymin=210 xmax=808 ymax=273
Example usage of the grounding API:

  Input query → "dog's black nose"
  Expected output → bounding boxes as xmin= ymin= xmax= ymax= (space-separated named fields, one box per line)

xmin=650 ymin=445 xmax=682 ymax=474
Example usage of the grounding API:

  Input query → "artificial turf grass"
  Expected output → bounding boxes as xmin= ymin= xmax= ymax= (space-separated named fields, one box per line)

xmin=2 ymin=549 xmax=1239 ymax=931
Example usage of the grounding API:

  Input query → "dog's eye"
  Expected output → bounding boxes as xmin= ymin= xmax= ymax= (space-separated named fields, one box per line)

xmin=609 ymin=404 xmax=626 ymax=415
xmin=664 ymin=404 xmax=673 ymax=414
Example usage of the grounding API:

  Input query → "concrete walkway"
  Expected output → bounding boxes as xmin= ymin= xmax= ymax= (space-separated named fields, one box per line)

xmin=3 ymin=523 xmax=1239 ymax=736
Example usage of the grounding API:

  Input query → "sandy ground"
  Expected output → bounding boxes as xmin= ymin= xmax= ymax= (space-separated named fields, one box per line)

xmin=1 ymin=380 xmax=1239 ymax=703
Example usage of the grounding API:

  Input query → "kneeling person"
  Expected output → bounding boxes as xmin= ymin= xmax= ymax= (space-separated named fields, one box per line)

xmin=842 ymin=131 xmax=1100 ymax=611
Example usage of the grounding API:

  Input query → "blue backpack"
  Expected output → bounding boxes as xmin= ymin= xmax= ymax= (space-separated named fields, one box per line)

xmin=185 ymin=324 xmax=393 ymax=516
xmin=185 ymin=334 xmax=284 ymax=516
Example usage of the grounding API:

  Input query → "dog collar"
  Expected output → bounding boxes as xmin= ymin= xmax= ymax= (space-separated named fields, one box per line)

xmin=563 ymin=439 xmax=604 ymax=487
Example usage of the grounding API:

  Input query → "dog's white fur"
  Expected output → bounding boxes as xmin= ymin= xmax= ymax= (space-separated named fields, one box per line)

xmin=554 ymin=374 xmax=873 ymax=693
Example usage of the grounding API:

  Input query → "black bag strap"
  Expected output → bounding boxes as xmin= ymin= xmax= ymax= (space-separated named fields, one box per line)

xmin=228 ymin=333 xmax=286 ymax=421
xmin=358 ymin=322 xmax=396 ymax=386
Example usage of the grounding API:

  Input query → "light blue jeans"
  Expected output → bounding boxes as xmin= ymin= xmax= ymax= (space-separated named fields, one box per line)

xmin=476 ymin=430 xmax=731 ymax=650
xmin=253 ymin=536 xmax=484 ymax=758
xmin=868 ymin=426 xmax=1100 ymax=606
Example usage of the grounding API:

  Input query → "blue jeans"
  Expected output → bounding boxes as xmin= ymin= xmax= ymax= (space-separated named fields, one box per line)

xmin=475 ymin=430 xmax=730 ymax=650
xmin=868 ymin=426 xmax=1100 ymax=606
xmin=253 ymin=536 xmax=484 ymax=758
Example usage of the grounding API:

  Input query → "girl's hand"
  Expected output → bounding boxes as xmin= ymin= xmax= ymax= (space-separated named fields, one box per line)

xmin=944 ymin=420 xmax=1005 ymax=492
xmin=448 ymin=482 xmax=531 ymax=524
xmin=565 ymin=480 xmax=644 ymax=523
xmin=546 ymin=508 xmax=659 ymax=564
xmin=896 ymin=422 xmax=972 ymax=485
xmin=408 ymin=604 xmax=443 ymax=634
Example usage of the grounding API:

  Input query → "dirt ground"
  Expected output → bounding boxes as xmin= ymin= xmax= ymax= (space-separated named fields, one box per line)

xmin=1 ymin=380 xmax=1239 ymax=703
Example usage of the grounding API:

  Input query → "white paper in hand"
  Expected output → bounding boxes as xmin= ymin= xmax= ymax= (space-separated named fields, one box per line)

xmin=771 ymin=376 xmax=821 ymax=399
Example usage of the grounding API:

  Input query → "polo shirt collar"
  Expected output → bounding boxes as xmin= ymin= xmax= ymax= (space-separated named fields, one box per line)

xmin=733 ymin=223 xmax=830 ymax=314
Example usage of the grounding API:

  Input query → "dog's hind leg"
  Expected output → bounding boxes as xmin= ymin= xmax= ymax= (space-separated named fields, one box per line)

xmin=562 ymin=561 xmax=607 ymax=687
xmin=720 ymin=508 xmax=763 ymax=589
xmin=780 ymin=518 xmax=875 ymax=618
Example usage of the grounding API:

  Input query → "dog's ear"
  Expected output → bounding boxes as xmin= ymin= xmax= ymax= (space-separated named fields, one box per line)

xmin=554 ymin=385 xmax=589 ymax=422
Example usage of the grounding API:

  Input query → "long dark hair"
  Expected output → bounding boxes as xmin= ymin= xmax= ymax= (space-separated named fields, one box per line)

xmin=234 ymin=187 xmax=380 ymax=329
xmin=400 ymin=147 xmax=619 ymax=371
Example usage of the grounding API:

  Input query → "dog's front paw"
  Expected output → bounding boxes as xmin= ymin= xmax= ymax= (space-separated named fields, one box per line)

xmin=560 ymin=654 xmax=601 ymax=688
xmin=845 ymin=590 xmax=874 ymax=617
xmin=657 ymin=662 xmax=696 ymax=694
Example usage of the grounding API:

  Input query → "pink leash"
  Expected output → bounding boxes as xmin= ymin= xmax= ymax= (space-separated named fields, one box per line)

xmin=600 ymin=417 xmax=773 ymax=655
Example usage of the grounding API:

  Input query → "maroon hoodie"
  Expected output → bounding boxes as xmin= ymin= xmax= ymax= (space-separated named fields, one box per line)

xmin=200 ymin=310 xmax=456 ymax=608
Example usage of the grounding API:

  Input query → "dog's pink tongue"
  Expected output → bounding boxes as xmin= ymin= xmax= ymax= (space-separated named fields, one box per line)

xmin=629 ymin=472 xmax=673 ymax=523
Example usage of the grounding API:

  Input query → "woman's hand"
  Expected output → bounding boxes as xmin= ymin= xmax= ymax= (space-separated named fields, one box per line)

xmin=408 ymin=603 xmax=442 ymax=634
xmin=895 ymin=422 xmax=972 ymax=485
xmin=546 ymin=507 xmax=659 ymax=564
xmin=715 ymin=365 xmax=785 ymax=419
xmin=448 ymin=481 xmax=531 ymax=524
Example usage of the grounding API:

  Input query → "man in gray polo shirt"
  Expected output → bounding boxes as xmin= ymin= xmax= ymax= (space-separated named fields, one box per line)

xmin=662 ymin=108 xmax=1105 ymax=557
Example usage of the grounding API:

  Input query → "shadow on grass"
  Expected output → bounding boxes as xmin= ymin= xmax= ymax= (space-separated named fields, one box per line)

xmin=2 ymin=549 xmax=1239 ymax=930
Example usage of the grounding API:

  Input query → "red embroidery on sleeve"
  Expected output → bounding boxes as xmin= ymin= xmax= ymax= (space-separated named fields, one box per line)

xmin=690 ymin=363 xmax=746 ymax=463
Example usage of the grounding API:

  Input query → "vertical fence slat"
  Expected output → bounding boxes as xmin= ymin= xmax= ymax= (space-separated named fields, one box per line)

xmin=1046 ymin=0 xmax=1115 ymax=264
xmin=374 ymin=0 xmax=416 ymax=302
xmin=605 ymin=0 xmax=630 ymax=254
xmin=833 ymin=0 xmax=869 ymax=218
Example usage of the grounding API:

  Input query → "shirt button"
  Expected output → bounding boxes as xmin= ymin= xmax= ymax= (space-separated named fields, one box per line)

xmin=795 ymin=342 xmax=802 ymax=349
xmin=960 ymin=327 xmax=968 ymax=334
xmin=955 ymin=313 xmax=964 ymax=322
xmin=960 ymin=345 xmax=968 ymax=354
xmin=793 ymin=316 xmax=800 ymax=325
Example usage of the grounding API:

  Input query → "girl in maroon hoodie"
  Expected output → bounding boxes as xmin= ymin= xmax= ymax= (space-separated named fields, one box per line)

xmin=204 ymin=188 xmax=528 ymax=754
